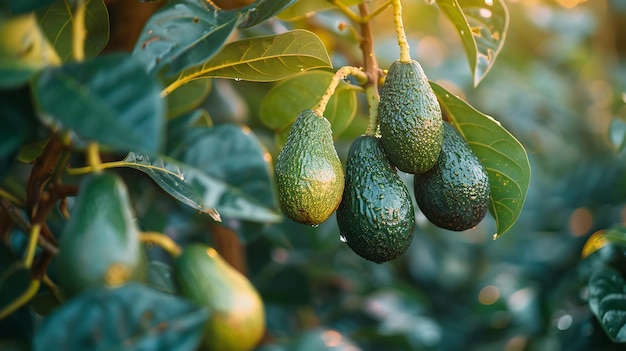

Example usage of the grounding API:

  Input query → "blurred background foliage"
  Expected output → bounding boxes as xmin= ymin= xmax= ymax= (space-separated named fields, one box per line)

xmin=5 ymin=0 xmax=626 ymax=350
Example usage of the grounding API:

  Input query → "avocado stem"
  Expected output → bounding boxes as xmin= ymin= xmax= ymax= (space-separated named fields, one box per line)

xmin=0 ymin=279 xmax=41 ymax=320
xmin=140 ymin=231 xmax=183 ymax=258
xmin=313 ymin=65 xmax=368 ymax=117
xmin=392 ymin=0 xmax=411 ymax=63
xmin=71 ymin=0 xmax=87 ymax=62
xmin=23 ymin=223 xmax=41 ymax=268
xmin=86 ymin=142 xmax=103 ymax=173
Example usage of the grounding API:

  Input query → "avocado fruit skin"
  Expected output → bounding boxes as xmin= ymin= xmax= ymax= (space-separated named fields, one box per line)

xmin=57 ymin=172 xmax=146 ymax=295
xmin=336 ymin=135 xmax=415 ymax=263
xmin=174 ymin=244 xmax=265 ymax=351
xmin=414 ymin=122 xmax=490 ymax=231
xmin=274 ymin=109 xmax=344 ymax=225
xmin=378 ymin=60 xmax=443 ymax=174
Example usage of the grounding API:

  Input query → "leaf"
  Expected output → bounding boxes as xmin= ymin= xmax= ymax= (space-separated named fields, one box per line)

xmin=260 ymin=70 xmax=357 ymax=147
xmin=278 ymin=0 xmax=363 ymax=20
xmin=36 ymin=0 xmax=109 ymax=63
xmin=0 ymin=86 xmax=38 ymax=176
xmin=132 ymin=0 xmax=240 ymax=75
xmin=589 ymin=266 xmax=626 ymax=342
xmin=0 ymin=0 xmax=56 ymax=15
xmin=610 ymin=118 xmax=626 ymax=152
xmin=166 ymin=109 xmax=213 ymax=153
xmin=582 ymin=228 xmax=626 ymax=259
xmin=33 ymin=283 xmax=209 ymax=351
xmin=164 ymin=29 xmax=332 ymax=95
xmin=166 ymin=78 xmax=212 ymax=119
xmin=172 ymin=123 xmax=277 ymax=209
xmin=430 ymin=82 xmax=530 ymax=238
xmin=147 ymin=261 xmax=177 ymax=295
xmin=0 ymin=12 xmax=60 ymax=87
xmin=33 ymin=53 xmax=165 ymax=154
xmin=233 ymin=0 xmax=297 ymax=28
xmin=122 ymin=152 xmax=282 ymax=223
xmin=436 ymin=0 xmax=509 ymax=86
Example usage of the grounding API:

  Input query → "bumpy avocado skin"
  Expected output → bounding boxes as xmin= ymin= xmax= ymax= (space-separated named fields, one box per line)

xmin=378 ymin=60 xmax=444 ymax=174
xmin=275 ymin=109 xmax=344 ymax=225
xmin=414 ymin=122 xmax=490 ymax=231
xmin=336 ymin=135 xmax=415 ymax=263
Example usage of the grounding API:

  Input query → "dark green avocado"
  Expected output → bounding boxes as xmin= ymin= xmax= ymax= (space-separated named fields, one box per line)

xmin=274 ymin=109 xmax=344 ymax=225
xmin=378 ymin=60 xmax=443 ymax=174
xmin=336 ymin=135 xmax=415 ymax=263
xmin=414 ymin=122 xmax=490 ymax=231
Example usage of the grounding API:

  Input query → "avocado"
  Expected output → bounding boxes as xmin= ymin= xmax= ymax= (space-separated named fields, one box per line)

xmin=336 ymin=135 xmax=415 ymax=263
xmin=414 ymin=122 xmax=490 ymax=231
xmin=378 ymin=60 xmax=443 ymax=174
xmin=56 ymin=172 xmax=146 ymax=295
xmin=174 ymin=244 xmax=265 ymax=351
xmin=274 ymin=109 xmax=344 ymax=225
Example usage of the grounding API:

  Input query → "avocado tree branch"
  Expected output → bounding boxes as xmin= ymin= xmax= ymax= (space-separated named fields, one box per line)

xmin=359 ymin=2 xmax=382 ymax=136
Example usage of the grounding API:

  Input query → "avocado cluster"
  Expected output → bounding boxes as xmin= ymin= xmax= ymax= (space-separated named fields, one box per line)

xmin=274 ymin=59 xmax=491 ymax=263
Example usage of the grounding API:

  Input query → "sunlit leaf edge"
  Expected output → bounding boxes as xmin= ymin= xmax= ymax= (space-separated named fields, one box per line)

xmin=430 ymin=81 xmax=530 ymax=237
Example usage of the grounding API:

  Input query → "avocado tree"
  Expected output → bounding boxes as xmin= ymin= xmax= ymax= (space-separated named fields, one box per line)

xmin=1 ymin=0 xmax=623 ymax=350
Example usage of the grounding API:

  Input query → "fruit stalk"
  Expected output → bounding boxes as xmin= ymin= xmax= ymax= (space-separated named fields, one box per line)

xmin=392 ymin=0 xmax=411 ymax=63
xmin=86 ymin=142 xmax=103 ymax=173
xmin=139 ymin=231 xmax=182 ymax=258
xmin=358 ymin=2 xmax=381 ymax=136
xmin=23 ymin=224 xmax=41 ymax=268
xmin=72 ymin=0 xmax=87 ymax=62
xmin=312 ymin=65 xmax=368 ymax=117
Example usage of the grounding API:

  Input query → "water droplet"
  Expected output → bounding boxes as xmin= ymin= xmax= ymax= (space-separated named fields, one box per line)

xmin=311 ymin=224 xmax=319 ymax=228
xmin=339 ymin=235 xmax=347 ymax=243
xmin=234 ymin=78 xmax=241 ymax=82
xmin=147 ymin=29 xmax=154 ymax=35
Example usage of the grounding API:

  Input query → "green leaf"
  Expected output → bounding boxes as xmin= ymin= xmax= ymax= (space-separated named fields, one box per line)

xmin=278 ymin=0 xmax=363 ymax=20
xmin=234 ymin=0 xmax=297 ymax=28
xmin=260 ymin=70 xmax=357 ymax=147
xmin=0 ymin=86 xmax=38 ymax=177
xmin=166 ymin=109 xmax=213 ymax=153
xmin=430 ymin=82 xmax=530 ymax=238
xmin=610 ymin=118 xmax=626 ymax=152
xmin=172 ymin=123 xmax=277 ymax=209
xmin=33 ymin=53 xmax=165 ymax=154
xmin=0 ymin=0 xmax=55 ymax=15
xmin=147 ymin=261 xmax=177 ymax=295
xmin=589 ymin=266 xmax=626 ymax=342
xmin=33 ymin=283 xmax=209 ymax=351
xmin=132 ymin=0 xmax=240 ymax=75
xmin=582 ymin=227 xmax=626 ymax=259
xmin=36 ymin=0 xmax=109 ymax=63
xmin=0 ymin=13 xmax=60 ymax=87
xmin=122 ymin=152 xmax=282 ymax=223
xmin=436 ymin=0 xmax=509 ymax=86
xmin=164 ymin=29 xmax=332 ymax=95
xmin=166 ymin=78 xmax=212 ymax=119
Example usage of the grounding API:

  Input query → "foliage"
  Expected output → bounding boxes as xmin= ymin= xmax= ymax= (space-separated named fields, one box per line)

xmin=1 ymin=0 xmax=625 ymax=350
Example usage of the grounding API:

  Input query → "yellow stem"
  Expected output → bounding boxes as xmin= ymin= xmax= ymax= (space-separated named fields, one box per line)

xmin=140 ymin=232 xmax=183 ymax=258
xmin=364 ymin=85 xmax=380 ymax=136
xmin=312 ymin=66 xmax=368 ymax=117
xmin=392 ymin=0 xmax=411 ymax=62
xmin=0 ymin=188 xmax=24 ymax=207
xmin=71 ymin=0 xmax=86 ymax=62
xmin=42 ymin=274 xmax=65 ymax=303
xmin=86 ymin=142 xmax=102 ymax=173
xmin=23 ymin=224 xmax=41 ymax=268
xmin=328 ymin=0 xmax=392 ymax=24
xmin=0 ymin=280 xmax=40 ymax=320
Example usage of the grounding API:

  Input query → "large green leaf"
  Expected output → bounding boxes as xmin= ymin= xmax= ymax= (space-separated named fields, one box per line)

xmin=0 ymin=12 xmax=60 ymax=87
xmin=589 ymin=266 xmax=626 ymax=342
xmin=146 ymin=261 xmax=177 ymax=295
xmin=233 ymin=0 xmax=297 ymax=28
xmin=430 ymin=82 xmax=530 ymax=238
xmin=172 ymin=123 xmax=278 ymax=209
xmin=164 ymin=29 xmax=332 ymax=95
xmin=278 ymin=0 xmax=363 ymax=20
xmin=0 ymin=0 xmax=55 ymax=15
xmin=436 ymin=0 xmax=509 ymax=86
xmin=132 ymin=0 xmax=240 ymax=75
xmin=260 ymin=70 xmax=357 ymax=147
xmin=122 ymin=152 xmax=282 ymax=223
xmin=33 ymin=283 xmax=209 ymax=351
xmin=36 ymin=0 xmax=109 ymax=63
xmin=33 ymin=53 xmax=165 ymax=154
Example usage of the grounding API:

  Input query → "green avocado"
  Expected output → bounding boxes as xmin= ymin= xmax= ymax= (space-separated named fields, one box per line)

xmin=274 ymin=109 xmax=344 ymax=225
xmin=174 ymin=244 xmax=265 ymax=351
xmin=336 ymin=135 xmax=415 ymax=263
xmin=414 ymin=122 xmax=490 ymax=231
xmin=378 ymin=60 xmax=444 ymax=174
xmin=56 ymin=172 xmax=146 ymax=295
